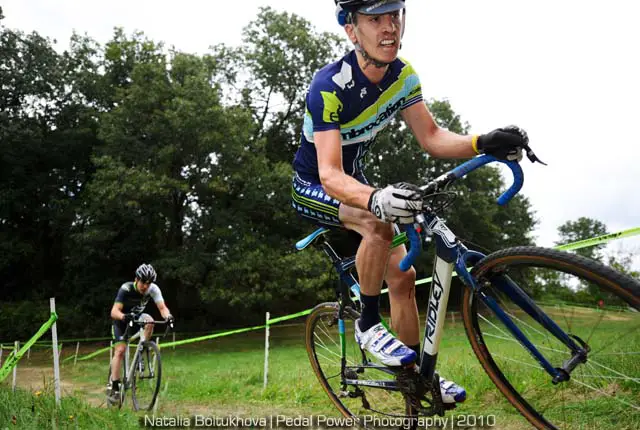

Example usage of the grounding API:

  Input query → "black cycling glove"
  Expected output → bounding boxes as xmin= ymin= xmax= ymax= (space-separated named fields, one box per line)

xmin=474 ymin=125 xmax=528 ymax=161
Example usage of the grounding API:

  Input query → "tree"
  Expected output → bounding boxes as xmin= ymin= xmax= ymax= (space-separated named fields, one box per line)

xmin=0 ymin=8 xmax=541 ymax=337
xmin=191 ymin=8 xmax=349 ymax=321
xmin=235 ymin=6 xmax=347 ymax=164
xmin=63 ymin=30 xmax=263 ymax=326
xmin=556 ymin=217 xmax=608 ymax=261
xmin=607 ymin=247 xmax=640 ymax=280
xmin=0 ymin=24 xmax=100 ymax=301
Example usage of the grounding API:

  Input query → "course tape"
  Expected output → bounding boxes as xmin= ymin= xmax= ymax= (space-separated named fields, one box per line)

xmin=59 ymin=226 xmax=640 ymax=362
xmin=554 ymin=227 xmax=640 ymax=252
xmin=0 ymin=312 xmax=58 ymax=382
xmin=63 ymin=309 xmax=315 ymax=362
xmin=34 ymin=336 xmax=113 ymax=344
xmin=410 ymin=226 xmax=640 ymax=288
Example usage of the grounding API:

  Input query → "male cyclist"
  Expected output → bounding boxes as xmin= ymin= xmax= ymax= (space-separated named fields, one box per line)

xmin=291 ymin=0 xmax=529 ymax=404
xmin=106 ymin=263 xmax=174 ymax=405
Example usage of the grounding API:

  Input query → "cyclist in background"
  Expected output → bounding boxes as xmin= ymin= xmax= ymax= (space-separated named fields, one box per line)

xmin=106 ymin=263 xmax=174 ymax=404
xmin=291 ymin=0 xmax=528 ymax=404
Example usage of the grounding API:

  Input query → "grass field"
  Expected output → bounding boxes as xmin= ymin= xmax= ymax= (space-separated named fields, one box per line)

xmin=2 ymin=305 xmax=639 ymax=429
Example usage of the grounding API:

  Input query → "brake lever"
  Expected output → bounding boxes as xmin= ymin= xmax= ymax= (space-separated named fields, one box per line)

xmin=524 ymin=145 xmax=547 ymax=165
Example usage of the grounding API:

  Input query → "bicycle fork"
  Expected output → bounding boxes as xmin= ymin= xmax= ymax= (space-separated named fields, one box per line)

xmin=458 ymin=250 xmax=589 ymax=384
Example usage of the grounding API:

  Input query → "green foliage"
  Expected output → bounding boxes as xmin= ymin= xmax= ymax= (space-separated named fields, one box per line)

xmin=236 ymin=7 xmax=348 ymax=163
xmin=607 ymin=248 xmax=640 ymax=280
xmin=0 ymin=386 xmax=138 ymax=429
xmin=0 ymin=25 xmax=100 ymax=302
xmin=556 ymin=217 xmax=608 ymax=261
xmin=1 ymin=8 xmax=539 ymax=337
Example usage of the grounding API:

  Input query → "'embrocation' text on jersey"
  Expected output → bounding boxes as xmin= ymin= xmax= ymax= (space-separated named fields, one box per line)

xmin=293 ymin=50 xmax=423 ymax=183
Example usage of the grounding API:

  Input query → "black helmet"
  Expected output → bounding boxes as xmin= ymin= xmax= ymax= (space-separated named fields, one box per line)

xmin=135 ymin=263 xmax=157 ymax=283
xmin=335 ymin=0 xmax=406 ymax=26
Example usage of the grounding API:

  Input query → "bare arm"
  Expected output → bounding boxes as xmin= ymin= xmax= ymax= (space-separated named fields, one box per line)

xmin=315 ymin=129 xmax=375 ymax=210
xmin=156 ymin=302 xmax=172 ymax=320
xmin=401 ymin=102 xmax=477 ymax=158
xmin=111 ymin=303 xmax=125 ymax=321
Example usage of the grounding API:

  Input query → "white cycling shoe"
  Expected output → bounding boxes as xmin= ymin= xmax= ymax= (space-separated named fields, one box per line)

xmin=355 ymin=321 xmax=417 ymax=366
xmin=355 ymin=320 xmax=467 ymax=404
xmin=439 ymin=376 xmax=467 ymax=403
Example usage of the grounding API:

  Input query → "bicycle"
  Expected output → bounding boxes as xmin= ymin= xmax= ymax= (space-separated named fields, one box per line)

xmin=300 ymin=154 xmax=640 ymax=429
xmin=106 ymin=319 xmax=173 ymax=411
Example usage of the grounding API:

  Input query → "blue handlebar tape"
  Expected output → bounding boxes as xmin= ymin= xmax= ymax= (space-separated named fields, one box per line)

xmin=399 ymin=225 xmax=421 ymax=272
xmin=451 ymin=155 xmax=523 ymax=206
xmin=497 ymin=160 xmax=523 ymax=205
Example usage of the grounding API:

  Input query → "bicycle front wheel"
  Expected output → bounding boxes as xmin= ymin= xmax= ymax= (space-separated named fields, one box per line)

xmin=306 ymin=302 xmax=417 ymax=425
xmin=131 ymin=340 xmax=162 ymax=411
xmin=462 ymin=246 xmax=640 ymax=429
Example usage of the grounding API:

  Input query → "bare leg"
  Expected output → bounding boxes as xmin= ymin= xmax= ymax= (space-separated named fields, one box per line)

xmin=111 ymin=343 xmax=126 ymax=382
xmin=141 ymin=314 xmax=154 ymax=341
xmin=339 ymin=205 xmax=394 ymax=298
xmin=386 ymin=245 xmax=420 ymax=345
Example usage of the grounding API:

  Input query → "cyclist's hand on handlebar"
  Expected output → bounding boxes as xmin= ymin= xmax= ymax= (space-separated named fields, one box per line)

xmin=123 ymin=313 xmax=136 ymax=324
xmin=165 ymin=314 xmax=175 ymax=326
xmin=475 ymin=125 xmax=528 ymax=162
xmin=368 ymin=182 xmax=423 ymax=224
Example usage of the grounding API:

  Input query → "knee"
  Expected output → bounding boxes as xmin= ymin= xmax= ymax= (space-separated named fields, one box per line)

xmin=360 ymin=219 xmax=395 ymax=246
xmin=114 ymin=345 xmax=125 ymax=358
xmin=140 ymin=313 xmax=154 ymax=329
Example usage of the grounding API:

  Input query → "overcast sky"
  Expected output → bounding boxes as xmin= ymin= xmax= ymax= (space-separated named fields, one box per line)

xmin=4 ymin=0 xmax=639 ymax=255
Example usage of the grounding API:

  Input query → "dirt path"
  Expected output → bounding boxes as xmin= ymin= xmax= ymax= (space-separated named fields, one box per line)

xmin=6 ymin=363 xmax=313 ymax=416
xmin=5 ymin=364 xmax=103 ymax=405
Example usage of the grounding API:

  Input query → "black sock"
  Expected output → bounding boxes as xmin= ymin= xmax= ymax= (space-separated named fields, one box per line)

xmin=111 ymin=379 xmax=120 ymax=390
xmin=358 ymin=293 xmax=381 ymax=332
xmin=407 ymin=344 xmax=421 ymax=365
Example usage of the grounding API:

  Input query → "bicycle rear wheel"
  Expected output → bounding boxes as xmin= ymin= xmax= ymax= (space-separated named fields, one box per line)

xmin=306 ymin=302 xmax=418 ymax=426
xmin=131 ymin=340 xmax=162 ymax=411
xmin=462 ymin=246 xmax=640 ymax=429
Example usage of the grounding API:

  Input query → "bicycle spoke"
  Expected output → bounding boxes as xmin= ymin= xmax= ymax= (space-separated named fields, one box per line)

xmin=589 ymin=321 xmax=640 ymax=356
xmin=586 ymin=357 xmax=640 ymax=384
xmin=584 ymin=308 xmax=607 ymax=345
xmin=307 ymin=306 xmax=410 ymax=419
xmin=558 ymin=303 xmax=573 ymax=337
xmin=467 ymin=249 xmax=640 ymax=430
xmin=570 ymin=379 xmax=640 ymax=411
xmin=492 ymin=353 xmax=544 ymax=371
xmin=317 ymin=320 xmax=340 ymax=349
xmin=483 ymin=332 xmax=568 ymax=355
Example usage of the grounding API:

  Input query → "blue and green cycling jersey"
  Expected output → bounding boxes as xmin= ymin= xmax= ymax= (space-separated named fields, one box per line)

xmin=292 ymin=50 xmax=423 ymax=184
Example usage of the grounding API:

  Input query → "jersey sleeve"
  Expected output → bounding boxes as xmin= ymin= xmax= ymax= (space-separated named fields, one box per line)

xmin=399 ymin=59 xmax=424 ymax=110
xmin=306 ymin=75 xmax=343 ymax=133
xmin=114 ymin=284 xmax=128 ymax=305
xmin=149 ymin=284 xmax=165 ymax=304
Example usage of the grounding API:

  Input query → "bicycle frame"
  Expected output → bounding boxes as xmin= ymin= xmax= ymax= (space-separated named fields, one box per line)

xmin=411 ymin=211 xmax=587 ymax=385
xmin=118 ymin=320 xmax=166 ymax=393
xmin=122 ymin=332 xmax=145 ymax=391
xmin=311 ymin=155 xmax=589 ymax=395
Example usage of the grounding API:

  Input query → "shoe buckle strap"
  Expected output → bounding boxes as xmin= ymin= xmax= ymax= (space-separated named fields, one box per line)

xmin=371 ymin=333 xmax=400 ymax=353
xmin=440 ymin=379 xmax=456 ymax=390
